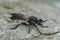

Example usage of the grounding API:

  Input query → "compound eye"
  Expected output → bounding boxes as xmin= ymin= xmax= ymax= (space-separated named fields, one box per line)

xmin=37 ymin=19 xmax=43 ymax=25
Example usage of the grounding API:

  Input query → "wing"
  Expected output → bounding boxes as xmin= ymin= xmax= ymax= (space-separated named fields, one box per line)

xmin=10 ymin=13 xmax=27 ymax=20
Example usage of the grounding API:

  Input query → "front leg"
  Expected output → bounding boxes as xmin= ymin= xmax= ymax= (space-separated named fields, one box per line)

xmin=39 ymin=23 xmax=48 ymax=28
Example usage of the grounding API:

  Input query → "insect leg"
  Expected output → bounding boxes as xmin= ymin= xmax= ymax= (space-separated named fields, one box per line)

xmin=43 ymin=20 xmax=47 ymax=22
xmin=10 ymin=22 xmax=29 ymax=30
xmin=28 ymin=26 xmax=30 ymax=34
xmin=32 ymin=23 xmax=41 ymax=34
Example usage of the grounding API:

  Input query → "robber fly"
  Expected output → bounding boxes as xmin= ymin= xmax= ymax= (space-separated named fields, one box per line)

xmin=10 ymin=13 xmax=47 ymax=34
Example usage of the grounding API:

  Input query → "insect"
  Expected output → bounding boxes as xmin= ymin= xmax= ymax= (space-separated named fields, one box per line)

xmin=10 ymin=13 xmax=47 ymax=34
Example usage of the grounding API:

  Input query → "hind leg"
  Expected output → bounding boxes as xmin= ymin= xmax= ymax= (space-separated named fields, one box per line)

xmin=10 ymin=22 xmax=29 ymax=29
xmin=10 ymin=22 xmax=31 ymax=34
